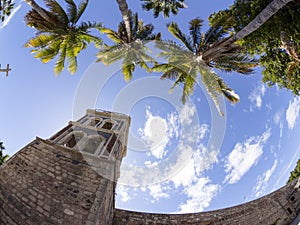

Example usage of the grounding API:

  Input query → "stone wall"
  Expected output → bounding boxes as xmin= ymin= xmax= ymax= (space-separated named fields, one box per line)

xmin=0 ymin=138 xmax=116 ymax=225
xmin=113 ymin=178 xmax=300 ymax=225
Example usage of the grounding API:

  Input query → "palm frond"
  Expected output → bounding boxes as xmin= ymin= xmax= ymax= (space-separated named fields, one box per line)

xmin=54 ymin=41 xmax=67 ymax=75
xmin=66 ymin=40 xmax=78 ymax=74
xmin=181 ymin=71 xmax=196 ymax=103
xmin=25 ymin=33 xmax=57 ymax=48
xmin=200 ymin=68 xmax=225 ymax=116
xmin=101 ymin=27 xmax=123 ymax=44
xmin=122 ymin=62 xmax=135 ymax=81
xmin=217 ymin=78 xmax=240 ymax=103
xmin=34 ymin=40 xmax=61 ymax=63
xmin=189 ymin=18 xmax=203 ymax=51
xmin=44 ymin=0 xmax=68 ymax=26
xmin=25 ymin=9 xmax=56 ymax=32
xmin=213 ymin=54 xmax=258 ymax=74
xmin=79 ymin=32 xmax=103 ymax=48
xmin=74 ymin=0 xmax=88 ymax=23
xmin=168 ymin=22 xmax=194 ymax=52
xmin=204 ymin=26 xmax=225 ymax=48
xmin=152 ymin=63 xmax=175 ymax=73
xmin=97 ymin=45 xmax=125 ymax=65
xmin=64 ymin=0 xmax=77 ymax=23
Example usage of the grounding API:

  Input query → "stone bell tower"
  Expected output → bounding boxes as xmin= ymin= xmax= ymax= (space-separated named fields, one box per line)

xmin=0 ymin=109 xmax=130 ymax=225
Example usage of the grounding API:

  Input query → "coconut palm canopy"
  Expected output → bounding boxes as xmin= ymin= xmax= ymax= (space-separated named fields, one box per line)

xmin=141 ymin=0 xmax=187 ymax=18
xmin=154 ymin=18 xmax=257 ymax=115
xmin=97 ymin=11 xmax=161 ymax=81
xmin=24 ymin=0 xmax=102 ymax=75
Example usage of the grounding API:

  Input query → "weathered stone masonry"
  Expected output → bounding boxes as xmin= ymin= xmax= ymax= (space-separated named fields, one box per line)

xmin=0 ymin=109 xmax=299 ymax=225
xmin=113 ymin=179 xmax=300 ymax=225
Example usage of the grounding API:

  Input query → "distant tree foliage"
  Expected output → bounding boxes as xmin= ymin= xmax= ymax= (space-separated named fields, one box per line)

xmin=0 ymin=141 xmax=9 ymax=165
xmin=0 ymin=0 xmax=14 ymax=22
xmin=287 ymin=159 xmax=300 ymax=184
xmin=209 ymin=0 xmax=300 ymax=95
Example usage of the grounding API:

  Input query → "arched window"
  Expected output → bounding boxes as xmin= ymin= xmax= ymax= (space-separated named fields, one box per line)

xmin=101 ymin=119 xmax=115 ymax=130
xmin=62 ymin=131 xmax=85 ymax=148
xmin=89 ymin=117 xmax=101 ymax=127
xmin=81 ymin=135 xmax=104 ymax=155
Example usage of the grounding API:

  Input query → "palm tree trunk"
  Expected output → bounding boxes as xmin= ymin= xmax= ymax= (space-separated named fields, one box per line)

xmin=115 ymin=0 xmax=132 ymax=41
xmin=24 ymin=0 xmax=52 ymax=23
xmin=233 ymin=0 xmax=293 ymax=41
xmin=203 ymin=0 xmax=293 ymax=60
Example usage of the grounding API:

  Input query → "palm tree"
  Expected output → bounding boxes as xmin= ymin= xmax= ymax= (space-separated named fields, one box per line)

xmin=203 ymin=0 xmax=294 ymax=60
xmin=141 ymin=0 xmax=187 ymax=18
xmin=97 ymin=11 xmax=161 ymax=81
xmin=154 ymin=18 xmax=257 ymax=116
xmin=0 ymin=0 xmax=14 ymax=22
xmin=24 ymin=0 xmax=102 ymax=75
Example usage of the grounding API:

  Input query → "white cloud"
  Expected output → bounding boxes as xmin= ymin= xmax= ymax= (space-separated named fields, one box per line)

xmin=249 ymin=84 xmax=266 ymax=111
xmin=274 ymin=111 xmax=284 ymax=138
xmin=179 ymin=103 xmax=196 ymax=125
xmin=177 ymin=177 xmax=220 ymax=213
xmin=274 ymin=111 xmax=282 ymax=125
xmin=224 ymin=129 xmax=271 ymax=184
xmin=120 ymin=102 xmax=217 ymax=212
xmin=0 ymin=1 xmax=22 ymax=30
xmin=170 ymin=154 xmax=195 ymax=188
xmin=194 ymin=143 xmax=218 ymax=176
xmin=117 ymin=185 xmax=131 ymax=202
xmin=148 ymin=184 xmax=170 ymax=202
xmin=253 ymin=159 xmax=277 ymax=198
xmin=286 ymin=96 xmax=300 ymax=130
xmin=138 ymin=108 xmax=179 ymax=159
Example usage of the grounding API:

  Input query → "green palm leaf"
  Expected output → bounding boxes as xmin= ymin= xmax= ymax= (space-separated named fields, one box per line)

xmin=200 ymin=68 xmax=225 ymax=116
xmin=54 ymin=41 xmax=67 ymax=75
xmin=25 ymin=33 xmax=57 ymax=48
xmin=189 ymin=18 xmax=203 ymax=51
xmin=64 ymin=0 xmax=77 ymax=23
xmin=66 ymin=41 xmax=77 ymax=74
xmin=44 ymin=0 xmax=68 ymax=27
xmin=34 ymin=40 xmax=61 ymax=63
xmin=75 ymin=0 xmax=88 ymax=23
xmin=122 ymin=61 xmax=135 ymax=81
xmin=168 ymin=22 xmax=193 ymax=52
xmin=100 ymin=28 xmax=123 ymax=44
xmin=25 ymin=0 xmax=102 ymax=75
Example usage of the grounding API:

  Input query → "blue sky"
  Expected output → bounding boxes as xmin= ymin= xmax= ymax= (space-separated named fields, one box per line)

xmin=1 ymin=0 xmax=300 ymax=214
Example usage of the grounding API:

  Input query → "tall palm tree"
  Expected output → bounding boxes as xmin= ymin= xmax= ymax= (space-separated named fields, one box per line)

xmin=97 ymin=11 xmax=161 ymax=81
xmin=154 ymin=18 xmax=257 ymax=116
xmin=24 ymin=0 xmax=102 ymax=75
xmin=0 ymin=0 xmax=14 ymax=22
xmin=203 ymin=0 xmax=293 ymax=60
xmin=141 ymin=0 xmax=187 ymax=18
